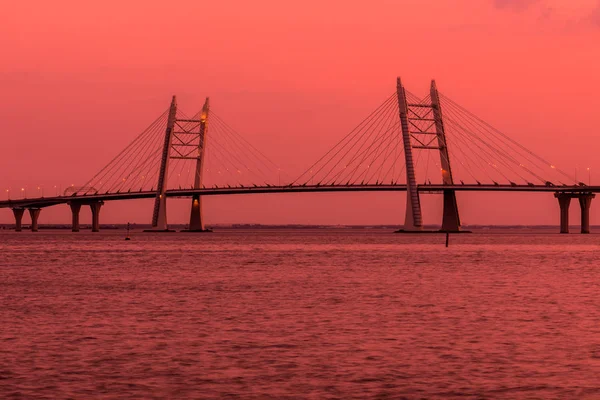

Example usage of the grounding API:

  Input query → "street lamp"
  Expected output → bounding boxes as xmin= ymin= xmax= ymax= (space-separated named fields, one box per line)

xmin=5 ymin=189 xmax=9 ymax=200
xmin=588 ymin=167 xmax=591 ymax=186
xmin=21 ymin=187 xmax=26 ymax=198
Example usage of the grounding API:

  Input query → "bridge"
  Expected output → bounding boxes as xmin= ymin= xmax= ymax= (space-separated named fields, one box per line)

xmin=0 ymin=78 xmax=593 ymax=234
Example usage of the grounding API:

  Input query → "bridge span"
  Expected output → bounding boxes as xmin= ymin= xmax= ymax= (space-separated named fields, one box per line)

xmin=1 ymin=78 xmax=592 ymax=234
xmin=1 ymin=183 xmax=594 ymax=234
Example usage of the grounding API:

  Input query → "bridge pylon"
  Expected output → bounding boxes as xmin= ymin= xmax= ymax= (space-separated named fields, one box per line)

xmin=148 ymin=96 xmax=178 ymax=232
xmin=396 ymin=78 xmax=461 ymax=232
xmin=145 ymin=95 xmax=214 ymax=232
xmin=183 ymin=97 xmax=212 ymax=232
xmin=430 ymin=80 xmax=461 ymax=232
xmin=396 ymin=77 xmax=423 ymax=231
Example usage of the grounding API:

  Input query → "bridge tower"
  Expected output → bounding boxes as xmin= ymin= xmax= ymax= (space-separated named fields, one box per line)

xmin=396 ymin=77 xmax=423 ymax=231
xmin=148 ymin=96 xmax=212 ymax=232
xmin=397 ymin=78 xmax=461 ymax=232
xmin=430 ymin=80 xmax=461 ymax=232
xmin=149 ymin=96 xmax=178 ymax=231
xmin=185 ymin=98 xmax=211 ymax=232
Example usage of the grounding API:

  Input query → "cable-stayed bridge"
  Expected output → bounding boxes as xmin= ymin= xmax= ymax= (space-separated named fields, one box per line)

xmin=0 ymin=78 xmax=594 ymax=233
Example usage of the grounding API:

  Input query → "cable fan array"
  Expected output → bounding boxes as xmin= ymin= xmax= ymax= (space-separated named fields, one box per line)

xmin=292 ymin=89 xmax=577 ymax=188
xmin=74 ymin=88 xmax=577 ymax=197
xmin=293 ymin=93 xmax=406 ymax=187
xmin=75 ymin=106 xmax=282 ymax=196
xmin=74 ymin=109 xmax=170 ymax=195
xmin=438 ymin=92 xmax=576 ymax=187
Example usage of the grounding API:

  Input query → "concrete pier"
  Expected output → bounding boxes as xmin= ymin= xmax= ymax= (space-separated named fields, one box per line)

xmin=579 ymin=194 xmax=595 ymax=234
xmin=184 ymin=194 xmax=211 ymax=232
xmin=12 ymin=208 xmax=24 ymax=232
xmin=441 ymin=189 xmax=461 ymax=232
xmin=555 ymin=192 xmax=594 ymax=234
xmin=90 ymin=202 xmax=103 ymax=232
xmin=555 ymin=193 xmax=571 ymax=234
xmin=28 ymin=208 xmax=41 ymax=232
xmin=70 ymin=203 xmax=81 ymax=232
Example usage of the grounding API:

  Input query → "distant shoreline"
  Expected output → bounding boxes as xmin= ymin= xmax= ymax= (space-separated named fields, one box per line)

xmin=0 ymin=224 xmax=590 ymax=230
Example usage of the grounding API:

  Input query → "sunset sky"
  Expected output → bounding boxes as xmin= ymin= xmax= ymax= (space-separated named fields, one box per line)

xmin=1 ymin=0 xmax=599 ymax=226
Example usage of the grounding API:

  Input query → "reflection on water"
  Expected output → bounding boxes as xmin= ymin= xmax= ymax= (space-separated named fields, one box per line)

xmin=1 ymin=229 xmax=600 ymax=398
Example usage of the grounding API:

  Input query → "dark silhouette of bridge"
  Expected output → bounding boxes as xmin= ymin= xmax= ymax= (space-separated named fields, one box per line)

xmin=1 ymin=78 xmax=594 ymax=233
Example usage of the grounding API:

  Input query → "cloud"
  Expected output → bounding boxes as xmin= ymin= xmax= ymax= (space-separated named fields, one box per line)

xmin=493 ymin=0 xmax=541 ymax=10
xmin=589 ymin=1 xmax=600 ymax=27
xmin=492 ymin=0 xmax=600 ymax=29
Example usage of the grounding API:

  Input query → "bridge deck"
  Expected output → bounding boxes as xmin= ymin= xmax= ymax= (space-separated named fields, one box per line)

xmin=0 ymin=184 xmax=595 ymax=209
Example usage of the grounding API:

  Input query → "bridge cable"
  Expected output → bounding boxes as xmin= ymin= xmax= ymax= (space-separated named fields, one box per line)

xmin=313 ymin=95 xmax=397 ymax=185
xmin=330 ymin=97 xmax=399 ymax=185
xmin=440 ymin=93 xmax=576 ymax=184
xmin=440 ymin=94 xmax=574 ymax=185
xmin=291 ymin=93 xmax=396 ymax=185
xmin=78 ymin=109 xmax=168 ymax=194
xmin=441 ymin=99 xmax=550 ymax=184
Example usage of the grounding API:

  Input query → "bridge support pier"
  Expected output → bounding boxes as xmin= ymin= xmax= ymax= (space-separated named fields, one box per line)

xmin=555 ymin=192 xmax=594 ymax=234
xmin=28 ymin=208 xmax=41 ymax=232
xmin=441 ymin=189 xmax=461 ymax=232
xmin=90 ymin=202 xmax=103 ymax=232
xmin=183 ymin=194 xmax=211 ymax=232
xmin=579 ymin=194 xmax=595 ymax=234
xmin=12 ymin=208 xmax=24 ymax=232
xmin=70 ymin=203 xmax=81 ymax=232
xmin=555 ymin=193 xmax=571 ymax=234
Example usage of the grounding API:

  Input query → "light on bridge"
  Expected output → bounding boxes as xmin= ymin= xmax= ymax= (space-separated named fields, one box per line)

xmin=588 ymin=167 xmax=591 ymax=185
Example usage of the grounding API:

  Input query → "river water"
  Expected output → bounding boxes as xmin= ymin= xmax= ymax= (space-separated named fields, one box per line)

xmin=1 ymin=229 xmax=600 ymax=399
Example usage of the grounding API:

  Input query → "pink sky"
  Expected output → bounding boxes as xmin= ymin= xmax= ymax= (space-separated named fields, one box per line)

xmin=1 ymin=0 xmax=599 ymax=226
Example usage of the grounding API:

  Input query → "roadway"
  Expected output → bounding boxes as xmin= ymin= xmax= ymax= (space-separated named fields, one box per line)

xmin=0 ymin=183 xmax=595 ymax=210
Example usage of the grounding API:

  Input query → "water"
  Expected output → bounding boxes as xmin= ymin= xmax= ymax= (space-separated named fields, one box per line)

xmin=1 ymin=229 xmax=600 ymax=399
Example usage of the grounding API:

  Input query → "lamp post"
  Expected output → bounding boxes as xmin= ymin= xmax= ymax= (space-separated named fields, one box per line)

xmin=588 ymin=167 xmax=591 ymax=186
